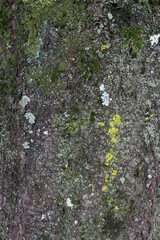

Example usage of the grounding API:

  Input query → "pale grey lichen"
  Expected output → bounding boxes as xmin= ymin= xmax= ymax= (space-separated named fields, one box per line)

xmin=100 ymin=84 xmax=105 ymax=91
xmin=23 ymin=142 xmax=30 ymax=149
xmin=25 ymin=112 xmax=35 ymax=124
xmin=19 ymin=95 xmax=30 ymax=108
xmin=28 ymin=78 xmax=33 ymax=83
xmin=43 ymin=131 xmax=48 ymax=135
xmin=108 ymin=12 xmax=113 ymax=20
xmin=101 ymin=91 xmax=112 ymax=106
xmin=41 ymin=214 xmax=46 ymax=220
xmin=120 ymin=177 xmax=125 ymax=184
xmin=66 ymin=198 xmax=73 ymax=208
xmin=99 ymin=84 xmax=112 ymax=106
xmin=150 ymin=34 xmax=160 ymax=46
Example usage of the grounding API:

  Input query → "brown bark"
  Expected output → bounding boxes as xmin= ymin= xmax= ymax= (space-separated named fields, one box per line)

xmin=11 ymin=1 xmax=27 ymax=239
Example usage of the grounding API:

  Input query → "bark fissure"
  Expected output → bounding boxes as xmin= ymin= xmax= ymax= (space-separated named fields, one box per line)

xmin=11 ymin=1 xmax=27 ymax=239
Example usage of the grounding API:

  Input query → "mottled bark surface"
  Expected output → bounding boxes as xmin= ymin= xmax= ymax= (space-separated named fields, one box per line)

xmin=0 ymin=0 xmax=160 ymax=239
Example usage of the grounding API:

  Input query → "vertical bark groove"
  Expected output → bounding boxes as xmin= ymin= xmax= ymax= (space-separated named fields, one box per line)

xmin=11 ymin=1 xmax=27 ymax=239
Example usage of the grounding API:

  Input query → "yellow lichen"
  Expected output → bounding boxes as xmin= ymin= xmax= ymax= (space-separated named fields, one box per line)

xmin=110 ymin=122 xmax=115 ymax=128
xmin=70 ymin=57 xmax=75 ymax=61
xmin=105 ymin=175 xmax=109 ymax=182
xmin=105 ymin=153 xmax=114 ymax=161
xmin=98 ymin=122 xmax=105 ymax=126
xmin=112 ymin=169 xmax=117 ymax=176
xmin=101 ymin=115 xmax=122 ymax=193
xmin=146 ymin=114 xmax=154 ymax=120
xmin=113 ymin=115 xmax=121 ymax=126
xmin=111 ymin=137 xmax=118 ymax=144
xmin=102 ymin=186 xmax=107 ymax=191
xmin=108 ymin=126 xmax=118 ymax=136
xmin=101 ymin=45 xmax=107 ymax=51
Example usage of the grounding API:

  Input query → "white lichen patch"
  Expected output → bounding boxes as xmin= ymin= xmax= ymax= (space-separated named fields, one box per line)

xmin=100 ymin=84 xmax=105 ymax=91
xmin=19 ymin=95 xmax=30 ymax=108
xmin=23 ymin=142 xmax=30 ymax=149
xmin=150 ymin=33 xmax=160 ymax=46
xmin=25 ymin=112 xmax=35 ymax=124
xmin=41 ymin=214 xmax=46 ymax=220
xmin=28 ymin=78 xmax=33 ymax=83
xmin=101 ymin=91 xmax=112 ymax=106
xmin=108 ymin=12 xmax=113 ymax=20
xmin=43 ymin=131 xmax=48 ymax=135
xmin=120 ymin=177 xmax=125 ymax=184
xmin=66 ymin=198 xmax=73 ymax=208
xmin=97 ymin=29 xmax=101 ymax=34
xmin=100 ymin=84 xmax=112 ymax=106
xmin=37 ymin=129 xmax=40 ymax=136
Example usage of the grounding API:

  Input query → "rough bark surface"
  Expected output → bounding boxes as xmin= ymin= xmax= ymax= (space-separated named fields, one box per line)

xmin=0 ymin=0 xmax=160 ymax=239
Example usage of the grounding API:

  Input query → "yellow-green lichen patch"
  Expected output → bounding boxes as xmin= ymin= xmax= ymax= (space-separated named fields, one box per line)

xmin=108 ymin=115 xmax=122 ymax=144
xmin=145 ymin=114 xmax=154 ymax=120
xmin=102 ymin=186 xmax=108 ymax=191
xmin=98 ymin=122 xmax=105 ymax=126
xmin=101 ymin=45 xmax=107 ymax=51
xmin=103 ymin=115 xmax=122 ymax=192
xmin=115 ymin=206 xmax=119 ymax=211
xmin=105 ymin=153 xmax=115 ymax=166
xmin=111 ymin=169 xmax=118 ymax=176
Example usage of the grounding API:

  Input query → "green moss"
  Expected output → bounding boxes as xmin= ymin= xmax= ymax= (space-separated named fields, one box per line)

xmin=129 ymin=199 xmax=136 ymax=212
xmin=89 ymin=112 xmax=96 ymax=123
xmin=121 ymin=25 xmax=144 ymax=55
xmin=26 ymin=60 xmax=67 ymax=95
xmin=88 ymin=58 xmax=101 ymax=74
xmin=0 ymin=1 xmax=12 ymax=37
xmin=93 ymin=219 xmax=100 ymax=226
xmin=78 ymin=54 xmax=101 ymax=75
xmin=54 ymin=113 xmax=91 ymax=136
xmin=149 ymin=0 xmax=160 ymax=4
xmin=54 ymin=0 xmax=84 ymax=30
xmin=140 ymin=60 xmax=146 ymax=74
xmin=70 ymin=106 xmax=81 ymax=115
xmin=134 ymin=168 xmax=140 ymax=178
xmin=141 ymin=66 xmax=146 ymax=74
xmin=102 ymin=212 xmax=125 ymax=239
xmin=138 ymin=0 xmax=149 ymax=6
xmin=61 ymin=101 xmax=66 ymax=108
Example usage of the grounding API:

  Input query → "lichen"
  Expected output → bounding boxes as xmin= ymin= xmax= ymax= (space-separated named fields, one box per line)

xmin=121 ymin=25 xmax=144 ymax=55
xmin=25 ymin=112 xmax=35 ymax=124
xmin=19 ymin=95 xmax=30 ymax=108
xmin=102 ymin=115 xmax=122 ymax=192
xmin=23 ymin=142 xmax=30 ymax=149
